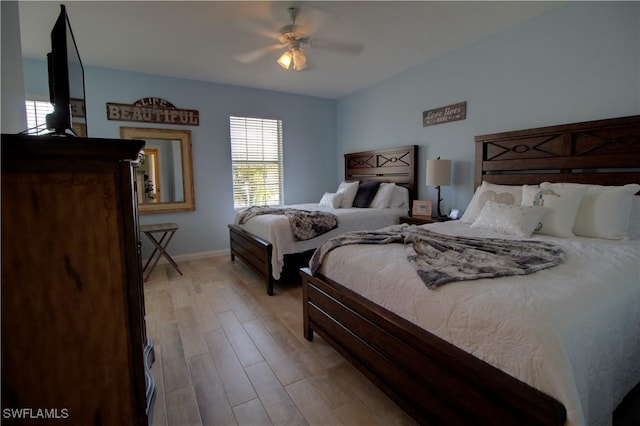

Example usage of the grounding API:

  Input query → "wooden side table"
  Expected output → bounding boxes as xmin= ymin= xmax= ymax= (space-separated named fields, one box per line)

xmin=140 ymin=223 xmax=183 ymax=280
xmin=399 ymin=215 xmax=445 ymax=225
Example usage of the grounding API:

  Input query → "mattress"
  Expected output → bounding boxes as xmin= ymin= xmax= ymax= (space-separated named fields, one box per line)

xmin=315 ymin=221 xmax=640 ymax=426
xmin=234 ymin=203 xmax=407 ymax=279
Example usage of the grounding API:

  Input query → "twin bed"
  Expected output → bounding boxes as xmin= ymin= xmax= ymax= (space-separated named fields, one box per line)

xmin=229 ymin=145 xmax=417 ymax=295
xmin=301 ymin=115 xmax=640 ymax=426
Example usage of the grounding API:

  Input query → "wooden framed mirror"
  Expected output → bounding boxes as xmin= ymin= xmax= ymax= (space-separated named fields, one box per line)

xmin=120 ymin=127 xmax=195 ymax=214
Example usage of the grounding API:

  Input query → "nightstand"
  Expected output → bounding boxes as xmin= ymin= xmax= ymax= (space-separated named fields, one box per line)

xmin=400 ymin=215 xmax=441 ymax=225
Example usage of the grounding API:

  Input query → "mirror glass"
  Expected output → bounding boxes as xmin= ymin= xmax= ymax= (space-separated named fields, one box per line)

xmin=120 ymin=127 xmax=195 ymax=214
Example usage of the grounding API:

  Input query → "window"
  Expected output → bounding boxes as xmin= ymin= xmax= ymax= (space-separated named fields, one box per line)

xmin=24 ymin=99 xmax=54 ymax=135
xmin=230 ymin=116 xmax=283 ymax=209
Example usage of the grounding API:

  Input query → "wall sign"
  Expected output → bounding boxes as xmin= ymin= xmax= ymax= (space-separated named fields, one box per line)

xmin=423 ymin=101 xmax=467 ymax=127
xmin=106 ymin=97 xmax=199 ymax=126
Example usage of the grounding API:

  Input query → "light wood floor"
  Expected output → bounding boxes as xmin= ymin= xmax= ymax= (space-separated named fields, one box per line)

xmin=144 ymin=256 xmax=416 ymax=426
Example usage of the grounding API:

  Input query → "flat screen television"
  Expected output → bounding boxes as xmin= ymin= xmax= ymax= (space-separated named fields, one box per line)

xmin=45 ymin=4 xmax=87 ymax=136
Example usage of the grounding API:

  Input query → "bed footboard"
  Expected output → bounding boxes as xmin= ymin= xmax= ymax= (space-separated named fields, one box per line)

xmin=228 ymin=224 xmax=274 ymax=295
xmin=300 ymin=267 xmax=566 ymax=426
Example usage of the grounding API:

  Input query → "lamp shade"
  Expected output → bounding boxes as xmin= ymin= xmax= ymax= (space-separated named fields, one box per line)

xmin=277 ymin=51 xmax=293 ymax=69
xmin=425 ymin=159 xmax=451 ymax=186
xmin=292 ymin=48 xmax=307 ymax=70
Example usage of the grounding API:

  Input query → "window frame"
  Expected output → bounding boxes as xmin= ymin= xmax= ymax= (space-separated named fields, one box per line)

xmin=229 ymin=115 xmax=284 ymax=209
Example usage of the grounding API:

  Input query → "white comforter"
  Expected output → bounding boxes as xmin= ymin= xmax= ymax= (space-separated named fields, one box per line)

xmin=234 ymin=204 xmax=407 ymax=279
xmin=316 ymin=221 xmax=640 ymax=426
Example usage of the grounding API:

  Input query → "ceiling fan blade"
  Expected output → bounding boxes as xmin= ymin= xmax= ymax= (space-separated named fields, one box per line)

xmin=290 ymin=5 xmax=328 ymax=35
xmin=233 ymin=19 xmax=281 ymax=41
xmin=308 ymin=38 xmax=364 ymax=56
xmin=233 ymin=44 xmax=283 ymax=63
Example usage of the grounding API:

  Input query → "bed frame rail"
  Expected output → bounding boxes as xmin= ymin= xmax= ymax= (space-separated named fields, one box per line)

xmin=228 ymin=224 xmax=274 ymax=295
xmin=301 ymin=268 xmax=565 ymax=426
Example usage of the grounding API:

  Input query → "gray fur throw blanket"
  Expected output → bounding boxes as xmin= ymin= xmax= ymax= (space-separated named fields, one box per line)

xmin=237 ymin=206 xmax=339 ymax=241
xmin=309 ymin=224 xmax=564 ymax=289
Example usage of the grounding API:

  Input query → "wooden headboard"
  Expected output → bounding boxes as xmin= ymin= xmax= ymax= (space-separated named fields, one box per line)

xmin=474 ymin=115 xmax=640 ymax=189
xmin=344 ymin=145 xmax=418 ymax=201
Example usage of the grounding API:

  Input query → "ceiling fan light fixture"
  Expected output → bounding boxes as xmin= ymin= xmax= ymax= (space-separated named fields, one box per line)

xmin=236 ymin=5 xmax=364 ymax=72
xmin=292 ymin=48 xmax=307 ymax=71
xmin=277 ymin=50 xmax=293 ymax=69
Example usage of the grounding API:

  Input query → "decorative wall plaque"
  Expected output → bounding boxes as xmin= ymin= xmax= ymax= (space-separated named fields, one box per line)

xmin=106 ymin=97 xmax=199 ymax=126
xmin=423 ymin=101 xmax=467 ymax=127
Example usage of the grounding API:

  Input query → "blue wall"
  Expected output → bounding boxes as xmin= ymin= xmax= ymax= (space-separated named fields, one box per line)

xmin=23 ymin=60 xmax=337 ymax=257
xmin=22 ymin=1 xmax=640 ymax=258
xmin=336 ymin=1 xmax=640 ymax=215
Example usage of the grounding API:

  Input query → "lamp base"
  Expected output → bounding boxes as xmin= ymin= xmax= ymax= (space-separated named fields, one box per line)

xmin=436 ymin=185 xmax=444 ymax=218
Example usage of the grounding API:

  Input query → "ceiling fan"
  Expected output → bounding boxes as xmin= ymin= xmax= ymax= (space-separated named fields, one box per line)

xmin=233 ymin=6 xmax=364 ymax=71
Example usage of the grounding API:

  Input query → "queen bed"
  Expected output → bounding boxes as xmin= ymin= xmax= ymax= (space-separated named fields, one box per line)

xmin=229 ymin=145 xmax=417 ymax=295
xmin=301 ymin=115 xmax=640 ymax=426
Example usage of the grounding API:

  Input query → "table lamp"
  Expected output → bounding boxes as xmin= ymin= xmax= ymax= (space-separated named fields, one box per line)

xmin=426 ymin=157 xmax=452 ymax=219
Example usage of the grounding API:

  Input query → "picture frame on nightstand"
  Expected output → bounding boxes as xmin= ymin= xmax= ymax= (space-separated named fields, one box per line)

xmin=412 ymin=200 xmax=432 ymax=217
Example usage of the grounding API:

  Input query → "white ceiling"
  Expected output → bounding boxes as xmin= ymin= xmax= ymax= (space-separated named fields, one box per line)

xmin=18 ymin=1 xmax=563 ymax=99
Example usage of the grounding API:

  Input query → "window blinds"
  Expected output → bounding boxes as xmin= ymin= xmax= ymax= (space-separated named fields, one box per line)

xmin=230 ymin=116 xmax=283 ymax=208
xmin=24 ymin=100 xmax=54 ymax=135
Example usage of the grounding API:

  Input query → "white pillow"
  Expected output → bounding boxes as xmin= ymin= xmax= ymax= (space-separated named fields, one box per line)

xmin=389 ymin=185 xmax=409 ymax=209
xmin=629 ymin=195 xmax=640 ymax=240
xmin=460 ymin=181 xmax=525 ymax=224
xmin=568 ymin=183 xmax=640 ymax=240
xmin=336 ymin=181 xmax=359 ymax=208
xmin=522 ymin=183 xmax=587 ymax=237
xmin=471 ymin=201 xmax=549 ymax=238
xmin=319 ymin=192 xmax=342 ymax=209
xmin=369 ymin=183 xmax=396 ymax=208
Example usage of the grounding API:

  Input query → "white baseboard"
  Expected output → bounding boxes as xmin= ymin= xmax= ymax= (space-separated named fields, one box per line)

xmin=143 ymin=249 xmax=229 ymax=265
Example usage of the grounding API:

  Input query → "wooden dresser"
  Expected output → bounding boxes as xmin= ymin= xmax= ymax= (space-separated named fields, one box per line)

xmin=1 ymin=134 xmax=155 ymax=424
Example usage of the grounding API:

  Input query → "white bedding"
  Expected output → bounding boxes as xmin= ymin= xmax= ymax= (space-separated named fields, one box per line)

xmin=315 ymin=221 xmax=640 ymax=426
xmin=234 ymin=203 xmax=407 ymax=279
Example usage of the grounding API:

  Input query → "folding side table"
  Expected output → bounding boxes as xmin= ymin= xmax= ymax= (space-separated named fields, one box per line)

xmin=140 ymin=222 xmax=183 ymax=281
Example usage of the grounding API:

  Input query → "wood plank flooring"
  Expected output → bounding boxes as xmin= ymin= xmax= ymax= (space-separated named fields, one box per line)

xmin=144 ymin=256 xmax=416 ymax=426
xmin=144 ymin=256 xmax=639 ymax=426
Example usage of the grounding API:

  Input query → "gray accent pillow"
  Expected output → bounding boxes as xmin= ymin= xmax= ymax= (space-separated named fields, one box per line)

xmin=352 ymin=181 xmax=381 ymax=208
